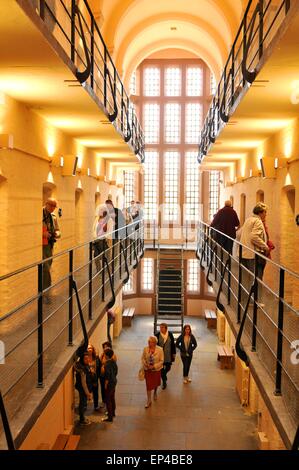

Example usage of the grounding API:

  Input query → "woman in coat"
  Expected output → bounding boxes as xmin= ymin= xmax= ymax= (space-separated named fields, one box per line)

xmin=141 ymin=336 xmax=164 ymax=408
xmin=175 ymin=324 xmax=197 ymax=384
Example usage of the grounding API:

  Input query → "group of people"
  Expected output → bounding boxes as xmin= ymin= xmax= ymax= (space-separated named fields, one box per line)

xmin=42 ymin=197 xmax=144 ymax=299
xmin=141 ymin=323 xmax=197 ymax=408
xmin=74 ymin=341 xmax=118 ymax=425
xmin=210 ymin=200 xmax=274 ymax=280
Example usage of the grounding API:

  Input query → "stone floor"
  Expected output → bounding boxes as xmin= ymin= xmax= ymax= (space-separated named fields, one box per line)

xmin=75 ymin=316 xmax=258 ymax=450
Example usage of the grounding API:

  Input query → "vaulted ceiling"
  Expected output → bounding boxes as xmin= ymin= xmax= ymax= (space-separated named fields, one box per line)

xmin=99 ymin=0 xmax=247 ymax=87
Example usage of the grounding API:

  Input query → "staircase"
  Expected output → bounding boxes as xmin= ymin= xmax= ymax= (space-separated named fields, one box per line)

xmin=154 ymin=246 xmax=184 ymax=336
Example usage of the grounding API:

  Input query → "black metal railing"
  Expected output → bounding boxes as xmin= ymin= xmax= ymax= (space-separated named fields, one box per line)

xmin=198 ymin=0 xmax=292 ymax=163
xmin=197 ymin=221 xmax=299 ymax=442
xmin=0 ymin=220 xmax=144 ymax=447
xmin=27 ymin=0 xmax=144 ymax=161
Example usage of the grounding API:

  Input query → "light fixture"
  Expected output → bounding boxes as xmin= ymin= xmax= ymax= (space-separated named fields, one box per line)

xmin=87 ymin=168 xmax=90 ymax=176
xmin=0 ymin=134 xmax=13 ymax=149
xmin=60 ymin=156 xmax=64 ymax=167
xmin=259 ymin=157 xmax=276 ymax=178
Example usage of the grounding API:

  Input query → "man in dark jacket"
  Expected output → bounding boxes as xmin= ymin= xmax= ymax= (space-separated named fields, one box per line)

xmin=74 ymin=352 xmax=93 ymax=425
xmin=155 ymin=323 xmax=176 ymax=389
xmin=210 ymin=200 xmax=240 ymax=254
xmin=102 ymin=348 xmax=118 ymax=422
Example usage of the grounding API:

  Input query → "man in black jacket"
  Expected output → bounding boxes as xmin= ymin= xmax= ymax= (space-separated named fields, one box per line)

xmin=155 ymin=323 xmax=176 ymax=389
xmin=102 ymin=348 xmax=118 ymax=422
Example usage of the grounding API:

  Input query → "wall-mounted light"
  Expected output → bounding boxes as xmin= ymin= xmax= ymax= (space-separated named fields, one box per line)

xmin=87 ymin=168 xmax=90 ymax=176
xmin=0 ymin=134 xmax=13 ymax=149
xmin=60 ymin=156 xmax=64 ymax=167
xmin=260 ymin=157 xmax=276 ymax=178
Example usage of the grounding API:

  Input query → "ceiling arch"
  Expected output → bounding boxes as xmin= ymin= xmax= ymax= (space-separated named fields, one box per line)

xmin=115 ymin=12 xmax=228 ymax=74
xmin=123 ymin=38 xmax=222 ymax=89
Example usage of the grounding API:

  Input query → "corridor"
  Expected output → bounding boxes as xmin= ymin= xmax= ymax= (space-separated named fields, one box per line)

xmin=75 ymin=317 xmax=258 ymax=450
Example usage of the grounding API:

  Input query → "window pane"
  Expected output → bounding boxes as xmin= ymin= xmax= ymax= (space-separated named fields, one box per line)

xmin=185 ymin=103 xmax=203 ymax=144
xmin=142 ymin=258 xmax=154 ymax=291
xmin=143 ymin=67 xmax=160 ymax=96
xmin=209 ymin=170 xmax=220 ymax=221
xmin=186 ymin=67 xmax=203 ymax=96
xmin=164 ymin=103 xmax=181 ymax=144
xmin=165 ymin=67 xmax=182 ymax=96
xmin=187 ymin=259 xmax=200 ymax=292
xmin=164 ymin=151 xmax=180 ymax=222
xmin=130 ymin=70 xmax=136 ymax=95
xmin=144 ymin=150 xmax=159 ymax=221
xmin=124 ymin=171 xmax=136 ymax=208
xmin=143 ymin=103 xmax=160 ymax=144
xmin=123 ymin=271 xmax=134 ymax=294
xmin=185 ymin=151 xmax=200 ymax=222
xmin=210 ymin=73 xmax=217 ymax=95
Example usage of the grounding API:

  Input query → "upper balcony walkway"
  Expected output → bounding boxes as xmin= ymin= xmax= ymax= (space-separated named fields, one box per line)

xmin=0 ymin=0 xmax=144 ymax=162
xmin=198 ymin=0 xmax=299 ymax=168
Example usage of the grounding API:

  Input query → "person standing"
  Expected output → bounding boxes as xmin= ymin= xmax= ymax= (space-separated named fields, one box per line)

xmin=239 ymin=203 xmax=270 ymax=280
xmin=42 ymin=198 xmax=61 ymax=301
xmin=74 ymin=352 xmax=93 ymax=426
xmin=155 ymin=323 xmax=176 ymax=389
xmin=101 ymin=348 xmax=118 ymax=423
xmin=107 ymin=308 xmax=115 ymax=344
xmin=176 ymin=325 xmax=197 ymax=384
xmin=99 ymin=341 xmax=117 ymax=408
xmin=141 ymin=336 xmax=164 ymax=408
xmin=93 ymin=209 xmax=108 ymax=272
xmin=210 ymin=200 xmax=240 ymax=254
xmin=87 ymin=344 xmax=100 ymax=412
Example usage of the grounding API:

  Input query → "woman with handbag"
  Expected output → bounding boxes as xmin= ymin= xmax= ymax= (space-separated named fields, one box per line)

xmin=141 ymin=336 xmax=164 ymax=408
xmin=175 ymin=325 xmax=197 ymax=384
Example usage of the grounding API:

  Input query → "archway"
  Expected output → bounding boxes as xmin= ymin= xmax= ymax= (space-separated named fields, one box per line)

xmin=280 ymin=186 xmax=296 ymax=303
xmin=256 ymin=190 xmax=264 ymax=203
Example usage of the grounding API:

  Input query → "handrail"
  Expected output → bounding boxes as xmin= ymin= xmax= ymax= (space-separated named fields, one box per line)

xmin=119 ymin=241 xmax=130 ymax=284
xmin=102 ymin=255 xmax=116 ymax=310
xmin=198 ymin=0 xmax=292 ymax=163
xmin=0 ymin=391 xmax=15 ymax=450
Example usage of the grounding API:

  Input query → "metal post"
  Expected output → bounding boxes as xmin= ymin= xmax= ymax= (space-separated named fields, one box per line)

xmin=242 ymin=15 xmax=247 ymax=87
xmin=112 ymin=239 xmax=115 ymax=288
xmin=40 ymin=0 xmax=45 ymax=20
xmin=102 ymin=250 xmax=105 ymax=301
xmin=227 ymin=253 xmax=231 ymax=305
xmin=231 ymin=46 xmax=235 ymax=105
xmin=237 ymin=245 xmax=243 ymax=323
xmin=88 ymin=242 xmax=93 ymax=320
xmin=252 ymin=254 xmax=258 ymax=351
xmin=286 ymin=0 xmax=291 ymax=13
xmin=0 ymin=392 xmax=15 ymax=450
xmin=258 ymin=0 xmax=264 ymax=59
xmin=68 ymin=250 xmax=73 ymax=346
xmin=104 ymin=48 xmax=107 ymax=108
xmin=119 ymin=240 xmax=122 ymax=278
xmin=214 ymin=244 xmax=217 ymax=282
xmin=90 ymin=17 xmax=94 ymax=89
xmin=71 ymin=0 xmax=76 ymax=62
xmin=275 ymin=268 xmax=285 ymax=395
xmin=37 ymin=263 xmax=44 ymax=387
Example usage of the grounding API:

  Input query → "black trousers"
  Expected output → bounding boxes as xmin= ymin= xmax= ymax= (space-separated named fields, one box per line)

xmin=92 ymin=384 xmax=99 ymax=409
xmin=78 ymin=389 xmax=87 ymax=422
xmin=105 ymin=386 xmax=116 ymax=419
xmin=100 ymin=376 xmax=106 ymax=404
xmin=180 ymin=355 xmax=192 ymax=377
xmin=161 ymin=362 xmax=172 ymax=384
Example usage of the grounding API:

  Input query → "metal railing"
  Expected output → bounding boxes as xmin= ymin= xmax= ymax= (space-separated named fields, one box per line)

xmin=0 ymin=220 xmax=144 ymax=447
xmin=197 ymin=221 xmax=299 ymax=441
xmin=27 ymin=0 xmax=144 ymax=161
xmin=198 ymin=0 xmax=291 ymax=163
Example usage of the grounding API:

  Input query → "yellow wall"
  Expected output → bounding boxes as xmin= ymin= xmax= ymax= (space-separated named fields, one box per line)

xmin=19 ymin=368 xmax=74 ymax=450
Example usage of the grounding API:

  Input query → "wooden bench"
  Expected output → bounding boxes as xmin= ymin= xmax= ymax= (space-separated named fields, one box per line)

xmin=217 ymin=345 xmax=235 ymax=370
xmin=122 ymin=307 xmax=135 ymax=327
xmin=36 ymin=434 xmax=80 ymax=451
xmin=205 ymin=309 xmax=217 ymax=328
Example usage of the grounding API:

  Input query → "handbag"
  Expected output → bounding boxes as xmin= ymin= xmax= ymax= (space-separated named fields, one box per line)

xmin=138 ymin=367 xmax=145 ymax=381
